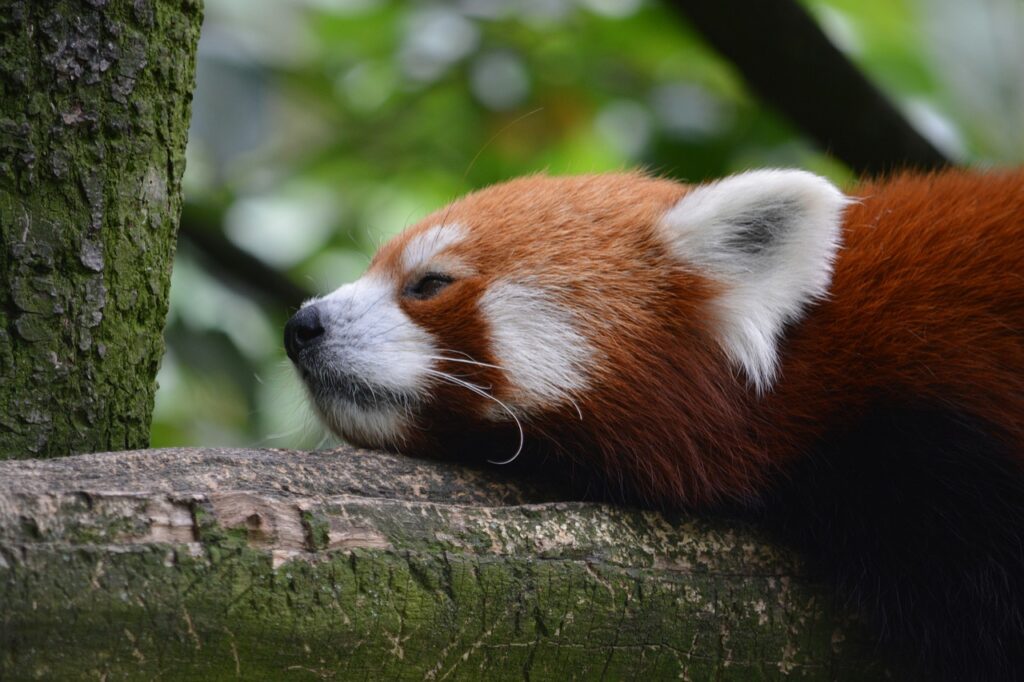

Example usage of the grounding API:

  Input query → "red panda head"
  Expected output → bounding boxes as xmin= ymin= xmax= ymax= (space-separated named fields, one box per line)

xmin=285 ymin=170 xmax=848 ymax=504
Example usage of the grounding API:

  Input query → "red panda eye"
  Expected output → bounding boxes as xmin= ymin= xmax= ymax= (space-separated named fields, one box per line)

xmin=404 ymin=273 xmax=453 ymax=300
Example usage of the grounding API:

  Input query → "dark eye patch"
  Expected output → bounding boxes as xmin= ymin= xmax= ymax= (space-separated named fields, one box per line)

xmin=404 ymin=272 xmax=454 ymax=300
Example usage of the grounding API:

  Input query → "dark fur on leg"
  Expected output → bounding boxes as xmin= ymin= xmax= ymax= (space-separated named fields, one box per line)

xmin=764 ymin=406 xmax=1024 ymax=681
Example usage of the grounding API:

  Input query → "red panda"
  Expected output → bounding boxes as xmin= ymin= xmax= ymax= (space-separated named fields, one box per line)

xmin=285 ymin=168 xmax=1024 ymax=680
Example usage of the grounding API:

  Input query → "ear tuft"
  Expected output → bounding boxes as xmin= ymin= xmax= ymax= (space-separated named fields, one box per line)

xmin=659 ymin=169 xmax=850 ymax=393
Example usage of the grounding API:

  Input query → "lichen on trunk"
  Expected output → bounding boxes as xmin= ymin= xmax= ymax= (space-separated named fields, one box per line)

xmin=0 ymin=0 xmax=203 ymax=457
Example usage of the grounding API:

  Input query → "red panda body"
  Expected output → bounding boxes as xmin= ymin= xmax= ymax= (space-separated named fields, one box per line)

xmin=769 ymin=171 xmax=1024 ymax=469
xmin=286 ymin=168 xmax=1024 ymax=680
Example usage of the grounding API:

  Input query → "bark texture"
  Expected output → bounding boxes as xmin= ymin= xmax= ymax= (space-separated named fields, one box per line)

xmin=0 ymin=447 xmax=904 ymax=680
xmin=0 ymin=0 xmax=202 ymax=458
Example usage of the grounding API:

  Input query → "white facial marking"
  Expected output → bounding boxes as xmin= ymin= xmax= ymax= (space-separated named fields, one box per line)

xmin=479 ymin=280 xmax=593 ymax=413
xmin=308 ymin=272 xmax=437 ymax=444
xmin=314 ymin=395 xmax=410 ymax=450
xmin=658 ymin=169 xmax=849 ymax=392
xmin=401 ymin=224 xmax=467 ymax=274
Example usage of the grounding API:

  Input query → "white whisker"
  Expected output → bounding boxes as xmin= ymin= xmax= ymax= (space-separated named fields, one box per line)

xmin=423 ymin=368 xmax=525 ymax=465
xmin=425 ymin=355 xmax=507 ymax=372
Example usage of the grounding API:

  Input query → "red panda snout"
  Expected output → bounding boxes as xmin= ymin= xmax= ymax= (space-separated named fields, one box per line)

xmin=286 ymin=273 xmax=437 ymax=450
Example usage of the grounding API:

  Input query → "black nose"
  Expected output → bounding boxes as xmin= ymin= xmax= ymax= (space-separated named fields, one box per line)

xmin=284 ymin=305 xmax=325 ymax=361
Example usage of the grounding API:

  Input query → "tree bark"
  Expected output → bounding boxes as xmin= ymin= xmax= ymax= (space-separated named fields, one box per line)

xmin=0 ymin=447 xmax=905 ymax=680
xmin=0 ymin=0 xmax=203 ymax=458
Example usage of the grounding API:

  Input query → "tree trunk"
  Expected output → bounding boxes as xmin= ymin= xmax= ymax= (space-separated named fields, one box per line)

xmin=0 ymin=447 xmax=906 ymax=680
xmin=0 ymin=0 xmax=203 ymax=458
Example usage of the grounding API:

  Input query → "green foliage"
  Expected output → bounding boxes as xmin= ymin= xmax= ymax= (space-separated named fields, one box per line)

xmin=154 ymin=0 xmax=1018 ymax=448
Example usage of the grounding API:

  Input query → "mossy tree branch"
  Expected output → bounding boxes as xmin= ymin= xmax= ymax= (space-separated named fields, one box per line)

xmin=0 ymin=447 xmax=905 ymax=680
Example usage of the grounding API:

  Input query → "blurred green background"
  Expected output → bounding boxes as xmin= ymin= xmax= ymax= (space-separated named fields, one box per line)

xmin=153 ymin=0 xmax=1024 ymax=450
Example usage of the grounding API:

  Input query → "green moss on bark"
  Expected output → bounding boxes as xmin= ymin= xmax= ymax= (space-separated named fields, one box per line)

xmin=0 ymin=448 xmax=909 ymax=680
xmin=0 ymin=0 xmax=203 ymax=457
xmin=2 ymin=544 xmax=894 ymax=681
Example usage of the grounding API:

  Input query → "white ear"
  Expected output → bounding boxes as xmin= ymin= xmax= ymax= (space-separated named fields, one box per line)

xmin=659 ymin=169 xmax=849 ymax=393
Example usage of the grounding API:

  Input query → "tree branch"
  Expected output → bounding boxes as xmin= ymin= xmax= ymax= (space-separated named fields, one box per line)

xmin=178 ymin=201 xmax=313 ymax=313
xmin=668 ymin=0 xmax=951 ymax=175
xmin=0 ymin=447 xmax=904 ymax=679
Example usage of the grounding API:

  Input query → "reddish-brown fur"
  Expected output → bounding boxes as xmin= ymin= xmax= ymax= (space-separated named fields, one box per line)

xmin=366 ymin=169 xmax=1024 ymax=509
xmin=763 ymin=171 xmax=1024 ymax=473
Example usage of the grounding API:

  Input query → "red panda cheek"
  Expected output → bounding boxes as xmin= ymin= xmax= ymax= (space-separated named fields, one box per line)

xmin=398 ymin=280 xmax=509 ymax=417
xmin=476 ymin=280 xmax=595 ymax=415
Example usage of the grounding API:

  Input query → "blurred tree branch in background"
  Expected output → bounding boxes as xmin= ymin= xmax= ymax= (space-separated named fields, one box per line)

xmin=178 ymin=0 xmax=950 ymax=325
xmin=179 ymin=202 xmax=312 ymax=313
xmin=669 ymin=0 xmax=951 ymax=175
